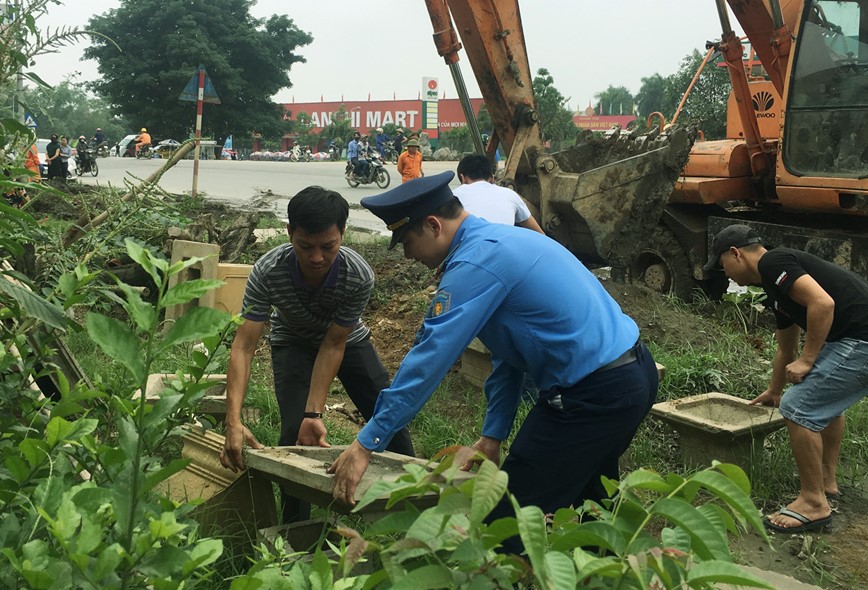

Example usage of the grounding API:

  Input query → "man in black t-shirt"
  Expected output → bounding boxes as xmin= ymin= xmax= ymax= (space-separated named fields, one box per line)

xmin=705 ymin=225 xmax=868 ymax=534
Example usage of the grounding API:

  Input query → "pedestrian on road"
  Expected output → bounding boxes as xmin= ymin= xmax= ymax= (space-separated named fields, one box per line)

xmin=59 ymin=136 xmax=72 ymax=179
xmin=453 ymin=155 xmax=544 ymax=234
xmin=704 ymin=224 xmax=868 ymax=534
xmin=396 ymin=139 xmax=423 ymax=183
xmin=45 ymin=134 xmax=62 ymax=180
xmin=328 ymin=172 xmax=658 ymax=553
xmin=220 ymin=186 xmax=414 ymax=523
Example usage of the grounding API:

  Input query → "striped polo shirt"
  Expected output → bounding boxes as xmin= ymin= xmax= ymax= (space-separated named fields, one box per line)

xmin=241 ymin=243 xmax=373 ymax=346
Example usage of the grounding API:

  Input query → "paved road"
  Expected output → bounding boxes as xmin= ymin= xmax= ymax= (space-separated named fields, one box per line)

xmin=78 ymin=157 xmax=462 ymax=235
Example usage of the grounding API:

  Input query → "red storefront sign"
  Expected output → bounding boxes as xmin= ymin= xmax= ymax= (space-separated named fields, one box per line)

xmin=283 ymin=98 xmax=485 ymax=136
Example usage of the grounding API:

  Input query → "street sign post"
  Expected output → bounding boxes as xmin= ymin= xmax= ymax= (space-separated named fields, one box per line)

xmin=179 ymin=65 xmax=221 ymax=198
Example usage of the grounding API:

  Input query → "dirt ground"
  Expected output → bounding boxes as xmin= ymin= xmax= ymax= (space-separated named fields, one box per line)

xmin=350 ymin=251 xmax=868 ymax=589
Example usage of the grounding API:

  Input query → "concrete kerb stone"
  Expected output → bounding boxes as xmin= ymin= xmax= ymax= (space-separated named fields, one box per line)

xmin=165 ymin=240 xmax=220 ymax=322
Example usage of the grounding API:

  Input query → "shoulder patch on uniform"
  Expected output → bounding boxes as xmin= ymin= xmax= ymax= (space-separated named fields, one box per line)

xmin=431 ymin=291 xmax=451 ymax=317
xmin=775 ymin=271 xmax=788 ymax=286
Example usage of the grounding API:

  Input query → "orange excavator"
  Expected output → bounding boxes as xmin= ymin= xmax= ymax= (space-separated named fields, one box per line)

xmin=424 ymin=0 xmax=868 ymax=298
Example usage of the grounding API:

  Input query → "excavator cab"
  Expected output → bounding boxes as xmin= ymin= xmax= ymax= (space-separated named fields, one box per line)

xmin=784 ymin=0 xmax=868 ymax=179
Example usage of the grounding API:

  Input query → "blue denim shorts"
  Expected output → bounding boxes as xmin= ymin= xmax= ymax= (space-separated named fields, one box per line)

xmin=779 ymin=338 xmax=868 ymax=431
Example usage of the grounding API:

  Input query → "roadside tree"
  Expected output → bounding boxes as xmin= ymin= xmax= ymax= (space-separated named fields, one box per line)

xmin=532 ymin=68 xmax=577 ymax=151
xmin=84 ymin=0 xmax=312 ymax=140
xmin=635 ymin=73 xmax=667 ymax=121
xmin=19 ymin=78 xmax=128 ymax=142
xmin=595 ymin=85 xmax=634 ymax=117
xmin=663 ymin=50 xmax=731 ymax=139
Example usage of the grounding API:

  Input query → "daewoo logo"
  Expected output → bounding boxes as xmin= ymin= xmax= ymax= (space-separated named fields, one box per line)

xmin=752 ymin=91 xmax=775 ymax=112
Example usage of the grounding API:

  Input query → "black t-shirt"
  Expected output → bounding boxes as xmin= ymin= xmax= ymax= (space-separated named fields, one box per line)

xmin=758 ymin=247 xmax=868 ymax=341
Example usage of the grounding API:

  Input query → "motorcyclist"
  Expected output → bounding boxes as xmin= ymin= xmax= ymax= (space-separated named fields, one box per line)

xmin=375 ymin=127 xmax=389 ymax=158
xmin=135 ymin=127 xmax=152 ymax=156
xmin=93 ymin=128 xmax=105 ymax=146
xmin=347 ymin=131 xmax=369 ymax=179
xmin=76 ymin=136 xmax=92 ymax=173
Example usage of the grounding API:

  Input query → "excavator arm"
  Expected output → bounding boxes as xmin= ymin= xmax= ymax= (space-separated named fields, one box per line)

xmin=423 ymin=0 xmax=695 ymax=269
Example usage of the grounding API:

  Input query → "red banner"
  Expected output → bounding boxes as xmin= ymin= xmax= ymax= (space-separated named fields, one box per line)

xmin=573 ymin=115 xmax=637 ymax=131
xmin=283 ymin=98 xmax=485 ymax=134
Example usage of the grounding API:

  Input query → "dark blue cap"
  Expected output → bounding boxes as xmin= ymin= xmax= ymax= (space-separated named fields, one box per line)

xmin=361 ymin=171 xmax=456 ymax=249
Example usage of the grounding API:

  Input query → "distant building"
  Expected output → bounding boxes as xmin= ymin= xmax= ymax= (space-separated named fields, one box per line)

xmin=573 ymin=105 xmax=636 ymax=132
xmin=281 ymin=98 xmax=485 ymax=149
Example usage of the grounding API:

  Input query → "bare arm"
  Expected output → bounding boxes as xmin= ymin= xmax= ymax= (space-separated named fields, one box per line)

xmin=220 ymin=319 xmax=266 ymax=471
xmin=751 ymin=323 xmax=799 ymax=406
xmin=517 ymin=216 xmax=545 ymax=235
xmin=296 ymin=321 xmax=354 ymax=446
xmin=786 ymin=274 xmax=834 ymax=380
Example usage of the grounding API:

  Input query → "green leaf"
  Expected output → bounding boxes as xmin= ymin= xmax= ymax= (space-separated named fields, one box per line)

xmin=572 ymin=549 xmax=624 ymax=579
xmin=391 ymin=564 xmax=453 ymax=590
xmin=542 ymin=551 xmax=577 ymax=590
xmin=138 ymin=544 xmax=190 ymax=577
xmin=185 ymin=538 xmax=223 ymax=573
xmin=45 ymin=417 xmax=97 ymax=447
xmin=690 ymin=469 xmax=765 ymax=533
xmin=0 ymin=276 xmax=69 ymax=330
xmin=686 ymin=560 xmax=776 ymax=588
xmin=150 ymin=511 xmax=188 ymax=539
xmin=86 ymin=312 xmax=145 ymax=383
xmin=470 ymin=461 xmax=508 ymax=529
xmin=163 ymin=278 xmax=225 ymax=308
xmin=649 ymin=497 xmax=731 ymax=561
xmin=115 ymin=280 xmax=157 ymax=332
xmin=511 ymin=497 xmax=547 ymax=576
xmin=125 ymin=239 xmax=163 ymax=289
xmin=145 ymin=458 xmax=190 ymax=491
xmin=160 ymin=307 xmax=232 ymax=351
xmin=622 ymin=468 xmax=673 ymax=493
xmin=365 ymin=507 xmax=420 ymax=536
xmin=19 ymin=437 xmax=49 ymax=468
xmin=550 ymin=521 xmax=627 ymax=554
xmin=712 ymin=462 xmax=751 ymax=494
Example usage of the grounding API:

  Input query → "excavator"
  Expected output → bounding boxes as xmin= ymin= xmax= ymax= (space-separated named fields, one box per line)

xmin=423 ymin=0 xmax=868 ymax=299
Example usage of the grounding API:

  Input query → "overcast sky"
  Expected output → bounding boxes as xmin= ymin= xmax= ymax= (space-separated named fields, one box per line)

xmin=32 ymin=0 xmax=741 ymax=111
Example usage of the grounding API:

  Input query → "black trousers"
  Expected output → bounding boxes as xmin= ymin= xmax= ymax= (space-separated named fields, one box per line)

xmin=271 ymin=337 xmax=414 ymax=522
xmin=489 ymin=342 xmax=659 ymax=553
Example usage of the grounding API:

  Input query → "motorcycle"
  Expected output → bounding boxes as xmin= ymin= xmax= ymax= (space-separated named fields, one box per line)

xmin=136 ymin=144 xmax=153 ymax=160
xmin=92 ymin=139 xmax=110 ymax=158
xmin=328 ymin=142 xmax=342 ymax=161
xmin=75 ymin=148 xmax=99 ymax=177
xmin=290 ymin=144 xmax=312 ymax=162
xmin=345 ymin=151 xmax=391 ymax=189
xmin=384 ymin=140 xmax=399 ymax=164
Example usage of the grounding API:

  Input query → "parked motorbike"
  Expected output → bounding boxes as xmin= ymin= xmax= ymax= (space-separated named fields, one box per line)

xmin=345 ymin=151 xmax=390 ymax=189
xmin=328 ymin=142 xmax=342 ymax=161
xmin=75 ymin=148 xmax=99 ymax=176
xmin=136 ymin=144 xmax=153 ymax=160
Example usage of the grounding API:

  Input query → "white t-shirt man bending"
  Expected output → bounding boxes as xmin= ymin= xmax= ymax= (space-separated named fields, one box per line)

xmin=452 ymin=154 xmax=545 ymax=234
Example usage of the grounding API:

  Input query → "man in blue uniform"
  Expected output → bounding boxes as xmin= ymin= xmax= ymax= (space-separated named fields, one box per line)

xmin=328 ymin=171 xmax=658 ymax=545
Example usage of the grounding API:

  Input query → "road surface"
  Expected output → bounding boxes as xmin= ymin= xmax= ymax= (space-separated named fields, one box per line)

xmin=77 ymin=156 xmax=462 ymax=235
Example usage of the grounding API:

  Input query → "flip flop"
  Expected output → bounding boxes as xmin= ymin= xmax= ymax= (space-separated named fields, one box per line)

xmin=763 ymin=508 xmax=832 ymax=534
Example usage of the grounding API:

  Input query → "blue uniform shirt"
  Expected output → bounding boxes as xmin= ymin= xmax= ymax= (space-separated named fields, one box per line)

xmin=357 ymin=215 xmax=640 ymax=451
xmin=347 ymin=139 xmax=360 ymax=160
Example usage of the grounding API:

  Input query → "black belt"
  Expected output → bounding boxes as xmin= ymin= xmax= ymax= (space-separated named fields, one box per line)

xmin=594 ymin=342 xmax=639 ymax=374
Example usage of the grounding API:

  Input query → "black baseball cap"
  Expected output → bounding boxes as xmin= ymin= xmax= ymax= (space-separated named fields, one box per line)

xmin=703 ymin=224 xmax=763 ymax=271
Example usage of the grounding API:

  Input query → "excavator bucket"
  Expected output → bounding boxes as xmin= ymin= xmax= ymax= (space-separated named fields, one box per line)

xmin=534 ymin=126 xmax=695 ymax=269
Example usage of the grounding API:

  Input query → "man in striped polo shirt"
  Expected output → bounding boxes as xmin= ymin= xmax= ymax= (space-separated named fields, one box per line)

xmin=220 ymin=186 xmax=414 ymax=523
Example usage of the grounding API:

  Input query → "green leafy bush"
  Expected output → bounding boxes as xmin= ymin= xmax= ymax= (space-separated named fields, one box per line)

xmin=233 ymin=449 xmax=775 ymax=589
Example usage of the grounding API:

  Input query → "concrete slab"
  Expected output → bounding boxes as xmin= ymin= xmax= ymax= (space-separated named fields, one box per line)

xmin=246 ymin=445 xmax=473 ymax=514
xmin=651 ymin=392 xmax=786 ymax=468
xmin=161 ymin=427 xmax=278 ymax=554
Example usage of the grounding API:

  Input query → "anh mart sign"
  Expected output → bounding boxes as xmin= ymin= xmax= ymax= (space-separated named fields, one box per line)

xmin=283 ymin=98 xmax=485 ymax=134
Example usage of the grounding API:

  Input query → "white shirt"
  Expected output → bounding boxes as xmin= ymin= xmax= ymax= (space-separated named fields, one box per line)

xmin=453 ymin=180 xmax=532 ymax=226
